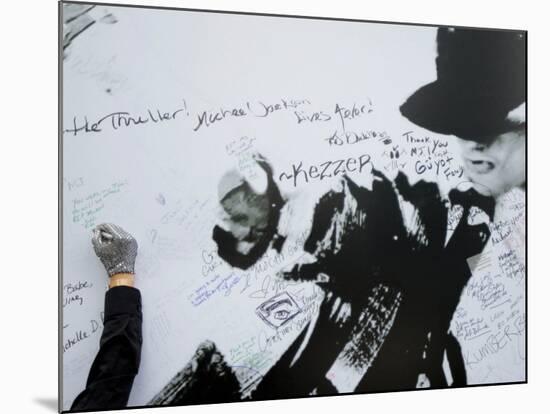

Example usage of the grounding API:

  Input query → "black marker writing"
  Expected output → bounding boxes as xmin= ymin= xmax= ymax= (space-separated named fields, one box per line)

xmin=279 ymin=154 xmax=371 ymax=187
xmin=64 ymin=105 xmax=185 ymax=136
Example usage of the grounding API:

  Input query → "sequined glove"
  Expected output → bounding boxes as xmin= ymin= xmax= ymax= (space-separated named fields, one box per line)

xmin=92 ymin=223 xmax=138 ymax=276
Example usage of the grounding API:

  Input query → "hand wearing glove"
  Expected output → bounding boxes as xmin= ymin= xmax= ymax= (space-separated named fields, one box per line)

xmin=92 ymin=223 xmax=138 ymax=283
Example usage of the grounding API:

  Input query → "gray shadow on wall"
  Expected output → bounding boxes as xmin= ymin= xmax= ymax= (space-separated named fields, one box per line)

xmin=33 ymin=398 xmax=58 ymax=412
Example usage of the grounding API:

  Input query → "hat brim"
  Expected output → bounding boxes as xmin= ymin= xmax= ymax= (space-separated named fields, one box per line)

xmin=400 ymin=81 xmax=462 ymax=136
xmin=400 ymin=81 xmax=519 ymax=141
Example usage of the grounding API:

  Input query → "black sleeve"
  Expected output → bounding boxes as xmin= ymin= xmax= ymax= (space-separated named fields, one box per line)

xmin=71 ymin=286 xmax=143 ymax=412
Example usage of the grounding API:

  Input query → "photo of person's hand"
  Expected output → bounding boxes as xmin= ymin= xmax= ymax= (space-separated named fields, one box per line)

xmin=92 ymin=223 xmax=138 ymax=277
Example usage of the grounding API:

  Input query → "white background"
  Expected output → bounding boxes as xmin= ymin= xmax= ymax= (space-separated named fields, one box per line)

xmin=0 ymin=0 xmax=547 ymax=413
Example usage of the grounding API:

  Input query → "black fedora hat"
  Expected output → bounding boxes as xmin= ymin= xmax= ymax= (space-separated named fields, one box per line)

xmin=400 ymin=28 xmax=526 ymax=142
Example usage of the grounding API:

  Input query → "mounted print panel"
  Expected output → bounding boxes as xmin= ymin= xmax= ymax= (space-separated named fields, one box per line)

xmin=60 ymin=2 xmax=526 ymax=412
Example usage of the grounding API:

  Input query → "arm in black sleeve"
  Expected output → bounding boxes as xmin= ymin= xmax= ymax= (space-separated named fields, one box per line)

xmin=71 ymin=286 xmax=143 ymax=411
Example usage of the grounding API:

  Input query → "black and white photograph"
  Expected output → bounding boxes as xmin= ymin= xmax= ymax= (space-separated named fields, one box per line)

xmin=60 ymin=2 xmax=526 ymax=412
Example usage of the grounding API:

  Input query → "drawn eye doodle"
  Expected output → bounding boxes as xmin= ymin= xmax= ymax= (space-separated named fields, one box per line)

xmin=274 ymin=309 xmax=290 ymax=320
xmin=256 ymin=292 xmax=301 ymax=328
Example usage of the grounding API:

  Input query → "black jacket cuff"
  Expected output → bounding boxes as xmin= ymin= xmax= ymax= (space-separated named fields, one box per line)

xmin=104 ymin=286 xmax=142 ymax=319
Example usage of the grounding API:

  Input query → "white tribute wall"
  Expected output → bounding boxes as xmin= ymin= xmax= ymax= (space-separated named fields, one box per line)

xmin=61 ymin=4 xmax=525 ymax=410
